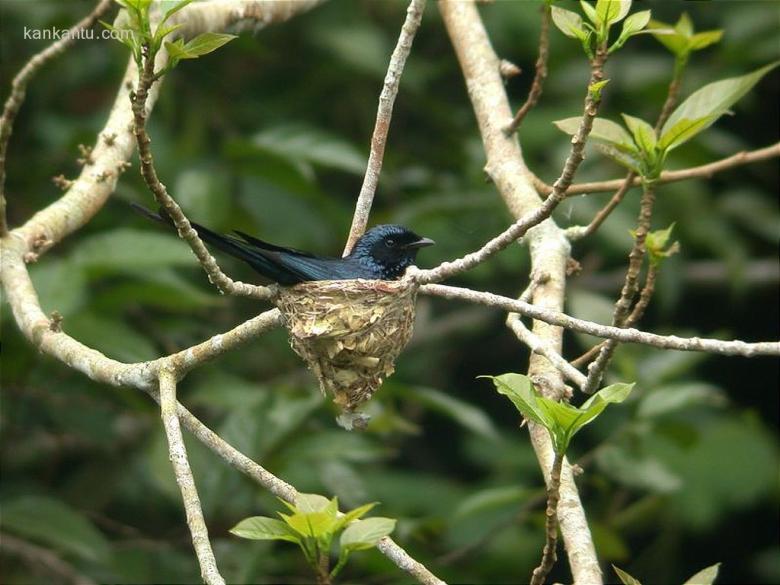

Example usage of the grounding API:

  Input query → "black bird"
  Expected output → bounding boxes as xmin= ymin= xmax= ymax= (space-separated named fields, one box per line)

xmin=132 ymin=204 xmax=434 ymax=285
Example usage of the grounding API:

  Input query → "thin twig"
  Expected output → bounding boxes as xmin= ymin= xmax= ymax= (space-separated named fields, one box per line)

xmin=416 ymin=46 xmax=608 ymax=285
xmin=582 ymin=182 xmax=657 ymax=392
xmin=571 ymin=265 xmax=658 ymax=368
xmin=158 ymin=369 xmax=225 ymax=585
xmin=130 ymin=46 xmax=273 ymax=300
xmin=507 ymin=313 xmax=587 ymax=390
xmin=421 ymin=283 xmax=780 ymax=356
xmin=532 ymin=142 xmax=780 ymax=196
xmin=529 ymin=452 xmax=564 ymax=585
xmin=342 ymin=0 xmax=426 ymax=255
xmin=0 ymin=0 xmax=113 ymax=237
xmin=504 ymin=3 xmax=550 ymax=135
xmin=566 ymin=171 xmax=636 ymax=241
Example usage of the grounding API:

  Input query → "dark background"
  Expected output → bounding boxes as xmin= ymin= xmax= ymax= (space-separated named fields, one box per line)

xmin=1 ymin=1 xmax=778 ymax=583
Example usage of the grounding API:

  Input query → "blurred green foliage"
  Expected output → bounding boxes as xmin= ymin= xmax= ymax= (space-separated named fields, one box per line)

xmin=1 ymin=1 xmax=778 ymax=584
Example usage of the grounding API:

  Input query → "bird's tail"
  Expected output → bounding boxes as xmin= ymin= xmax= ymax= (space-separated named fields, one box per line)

xmin=129 ymin=202 xmax=257 ymax=265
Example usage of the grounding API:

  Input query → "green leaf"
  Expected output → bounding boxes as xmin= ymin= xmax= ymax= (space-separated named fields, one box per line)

xmin=572 ymin=383 xmax=635 ymax=439
xmin=649 ymin=22 xmax=689 ymax=56
xmin=645 ymin=223 xmax=674 ymax=251
xmin=554 ymin=117 xmax=636 ymax=150
xmin=675 ymin=12 xmax=693 ymax=37
xmin=293 ymin=493 xmax=335 ymax=514
xmin=683 ymin=563 xmax=721 ymax=585
xmin=579 ymin=1 xmax=599 ymax=26
xmin=340 ymin=517 xmax=396 ymax=552
xmin=596 ymin=144 xmax=643 ymax=174
xmin=613 ymin=564 xmax=643 ymax=585
xmin=164 ymin=38 xmax=189 ymax=61
xmin=657 ymin=115 xmax=716 ymax=152
xmin=621 ymin=9 xmax=650 ymax=36
xmin=280 ymin=511 xmax=340 ymax=539
xmin=621 ymin=114 xmax=656 ymax=157
xmin=535 ymin=397 xmax=586 ymax=453
xmin=589 ymin=79 xmax=610 ymax=99
xmin=482 ymin=374 xmax=551 ymax=427
xmin=611 ymin=9 xmax=651 ymax=51
xmin=596 ymin=0 xmax=631 ymax=25
xmin=551 ymin=6 xmax=588 ymax=40
xmin=0 ymin=496 xmax=110 ymax=562
xmin=184 ymin=32 xmax=237 ymax=58
xmin=645 ymin=223 xmax=680 ymax=265
xmin=155 ymin=22 xmax=183 ymax=42
xmin=160 ymin=0 xmax=192 ymax=25
xmin=337 ymin=502 xmax=378 ymax=529
xmin=660 ymin=62 xmax=779 ymax=150
xmin=230 ymin=516 xmax=301 ymax=543
xmin=689 ymin=30 xmax=723 ymax=51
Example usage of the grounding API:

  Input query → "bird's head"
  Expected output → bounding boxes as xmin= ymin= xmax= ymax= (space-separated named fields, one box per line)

xmin=352 ymin=224 xmax=435 ymax=279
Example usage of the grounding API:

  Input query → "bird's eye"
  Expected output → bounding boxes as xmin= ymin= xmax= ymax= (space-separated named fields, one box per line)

xmin=385 ymin=238 xmax=396 ymax=247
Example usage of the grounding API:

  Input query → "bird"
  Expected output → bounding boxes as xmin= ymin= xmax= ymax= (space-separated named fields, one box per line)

xmin=131 ymin=203 xmax=434 ymax=285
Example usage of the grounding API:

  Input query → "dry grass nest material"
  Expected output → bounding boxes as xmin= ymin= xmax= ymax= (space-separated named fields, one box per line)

xmin=276 ymin=279 xmax=418 ymax=429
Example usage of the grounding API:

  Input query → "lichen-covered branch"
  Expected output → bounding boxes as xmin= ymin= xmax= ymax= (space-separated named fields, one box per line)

xmin=423 ymin=283 xmax=780 ymax=356
xmin=159 ymin=369 xmax=225 ymax=585
xmin=507 ymin=313 xmax=587 ymax=389
xmin=534 ymin=142 xmax=780 ymax=197
xmin=438 ymin=1 xmax=602 ymax=582
xmin=0 ymin=0 xmax=113 ymax=237
xmin=343 ymin=0 xmax=426 ymax=255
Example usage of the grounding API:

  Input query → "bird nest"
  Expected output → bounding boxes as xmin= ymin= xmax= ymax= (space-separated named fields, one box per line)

xmin=275 ymin=279 xmax=418 ymax=429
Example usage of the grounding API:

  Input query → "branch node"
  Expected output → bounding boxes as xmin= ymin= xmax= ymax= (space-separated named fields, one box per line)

xmin=51 ymin=174 xmax=74 ymax=191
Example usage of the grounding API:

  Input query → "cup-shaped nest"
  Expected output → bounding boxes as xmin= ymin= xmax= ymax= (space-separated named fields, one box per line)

xmin=276 ymin=279 xmax=417 ymax=425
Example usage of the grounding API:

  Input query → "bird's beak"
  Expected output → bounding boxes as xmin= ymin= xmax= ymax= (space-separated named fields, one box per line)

xmin=405 ymin=237 xmax=435 ymax=249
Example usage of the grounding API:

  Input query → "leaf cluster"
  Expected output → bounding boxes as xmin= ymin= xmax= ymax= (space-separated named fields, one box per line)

xmin=554 ymin=62 xmax=778 ymax=179
xmin=101 ymin=0 xmax=235 ymax=76
xmin=551 ymin=0 xmax=653 ymax=57
xmin=483 ymin=374 xmax=634 ymax=454
xmin=230 ymin=493 xmax=396 ymax=581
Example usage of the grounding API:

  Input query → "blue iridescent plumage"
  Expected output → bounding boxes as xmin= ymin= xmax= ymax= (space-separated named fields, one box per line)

xmin=132 ymin=204 xmax=434 ymax=284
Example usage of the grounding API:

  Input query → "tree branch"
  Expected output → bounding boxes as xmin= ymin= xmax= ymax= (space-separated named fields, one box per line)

xmin=420 ymin=284 xmax=780 ymax=357
xmin=0 ymin=0 xmax=113 ymax=237
xmin=438 ymin=2 xmax=602 ymax=582
xmin=534 ymin=142 xmax=780 ymax=196
xmin=422 ymin=283 xmax=780 ymax=356
xmin=158 ymin=369 xmax=225 ymax=585
xmin=342 ymin=0 xmax=426 ymax=255
xmin=131 ymin=47 xmax=273 ymax=300
xmin=507 ymin=313 xmax=587 ymax=390
xmin=417 ymin=24 xmax=606 ymax=286
xmin=529 ymin=451 xmax=563 ymax=585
